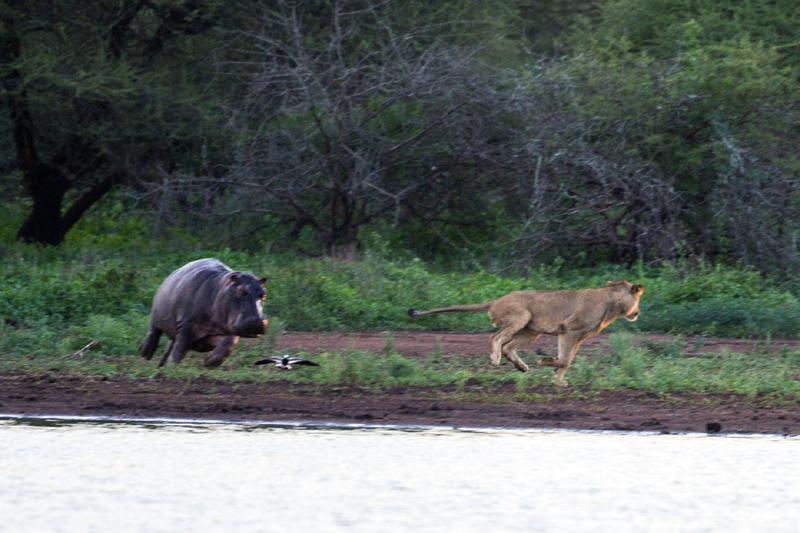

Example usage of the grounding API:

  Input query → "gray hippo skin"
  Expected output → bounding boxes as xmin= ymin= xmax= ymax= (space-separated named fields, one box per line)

xmin=139 ymin=258 xmax=267 ymax=367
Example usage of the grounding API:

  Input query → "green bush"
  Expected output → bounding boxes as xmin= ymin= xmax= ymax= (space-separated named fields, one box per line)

xmin=3 ymin=223 xmax=800 ymax=363
xmin=386 ymin=353 xmax=417 ymax=379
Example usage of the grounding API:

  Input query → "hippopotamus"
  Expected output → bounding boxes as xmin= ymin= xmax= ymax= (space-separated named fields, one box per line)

xmin=139 ymin=258 xmax=268 ymax=367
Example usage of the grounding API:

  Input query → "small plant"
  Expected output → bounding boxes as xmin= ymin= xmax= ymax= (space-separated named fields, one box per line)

xmin=453 ymin=370 xmax=471 ymax=394
xmin=779 ymin=345 xmax=800 ymax=365
xmin=431 ymin=336 xmax=442 ymax=359
xmin=620 ymin=349 xmax=647 ymax=380
xmin=514 ymin=372 xmax=530 ymax=396
xmin=608 ymin=332 xmax=634 ymax=364
xmin=569 ymin=357 xmax=598 ymax=387
xmin=341 ymin=355 xmax=361 ymax=385
xmin=691 ymin=335 xmax=706 ymax=354
xmin=322 ymin=351 xmax=380 ymax=387
xmin=387 ymin=353 xmax=416 ymax=380
xmin=642 ymin=336 xmax=686 ymax=359
xmin=263 ymin=317 xmax=286 ymax=355
xmin=382 ymin=332 xmax=395 ymax=355
xmin=606 ymin=332 xmax=651 ymax=386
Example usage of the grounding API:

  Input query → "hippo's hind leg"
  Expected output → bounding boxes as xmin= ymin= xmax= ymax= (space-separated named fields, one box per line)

xmin=139 ymin=326 xmax=163 ymax=360
xmin=203 ymin=336 xmax=239 ymax=368
xmin=166 ymin=326 xmax=192 ymax=366
xmin=157 ymin=339 xmax=174 ymax=367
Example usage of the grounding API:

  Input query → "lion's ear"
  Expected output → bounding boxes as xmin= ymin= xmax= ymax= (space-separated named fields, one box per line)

xmin=631 ymin=283 xmax=644 ymax=295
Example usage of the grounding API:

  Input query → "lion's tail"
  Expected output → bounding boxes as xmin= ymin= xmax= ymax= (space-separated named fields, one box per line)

xmin=408 ymin=302 xmax=492 ymax=317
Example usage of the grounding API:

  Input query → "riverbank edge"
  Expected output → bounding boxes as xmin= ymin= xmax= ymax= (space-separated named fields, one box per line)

xmin=3 ymin=371 xmax=799 ymax=436
xmin=4 ymin=412 xmax=799 ymax=439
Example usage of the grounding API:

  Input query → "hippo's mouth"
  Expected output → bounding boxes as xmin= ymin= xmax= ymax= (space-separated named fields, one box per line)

xmin=238 ymin=317 xmax=267 ymax=337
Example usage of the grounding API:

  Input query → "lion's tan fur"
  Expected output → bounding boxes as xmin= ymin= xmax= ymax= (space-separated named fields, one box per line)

xmin=409 ymin=280 xmax=644 ymax=387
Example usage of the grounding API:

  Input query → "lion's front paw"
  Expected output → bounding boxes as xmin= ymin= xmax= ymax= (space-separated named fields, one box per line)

xmin=552 ymin=377 xmax=570 ymax=388
xmin=537 ymin=356 xmax=557 ymax=367
xmin=515 ymin=361 xmax=529 ymax=372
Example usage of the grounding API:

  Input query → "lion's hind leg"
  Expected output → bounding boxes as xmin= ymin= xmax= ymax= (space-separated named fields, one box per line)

xmin=501 ymin=330 xmax=541 ymax=372
xmin=489 ymin=311 xmax=532 ymax=367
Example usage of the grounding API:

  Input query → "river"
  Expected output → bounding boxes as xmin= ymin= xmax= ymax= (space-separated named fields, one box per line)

xmin=1 ymin=415 xmax=798 ymax=532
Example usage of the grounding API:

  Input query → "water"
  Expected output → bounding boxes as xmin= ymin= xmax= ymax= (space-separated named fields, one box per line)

xmin=1 ymin=416 xmax=799 ymax=533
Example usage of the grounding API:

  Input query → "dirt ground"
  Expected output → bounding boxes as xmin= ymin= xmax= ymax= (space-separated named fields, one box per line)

xmin=3 ymin=332 xmax=800 ymax=435
xmin=273 ymin=330 xmax=795 ymax=358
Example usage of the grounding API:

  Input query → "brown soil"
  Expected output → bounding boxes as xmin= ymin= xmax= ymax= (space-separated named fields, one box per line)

xmin=3 ymin=332 xmax=800 ymax=435
xmin=273 ymin=330 xmax=797 ymax=358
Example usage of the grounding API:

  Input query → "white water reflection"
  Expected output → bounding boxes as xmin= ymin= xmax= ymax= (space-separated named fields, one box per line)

xmin=1 ymin=417 xmax=799 ymax=533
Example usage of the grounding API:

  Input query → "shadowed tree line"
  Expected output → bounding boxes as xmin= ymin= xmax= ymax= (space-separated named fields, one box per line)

xmin=2 ymin=0 xmax=800 ymax=274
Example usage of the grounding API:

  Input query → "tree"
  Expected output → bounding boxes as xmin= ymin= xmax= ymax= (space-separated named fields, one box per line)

xmin=505 ymin=34 xmax=800 ymax=271
xmin=155 ymin=0 xmax=534 ymax=255
xmin=0 ymin=0 xmax=224 ymax=245
xmin=579 ymin=0 xmax=800 ymax=68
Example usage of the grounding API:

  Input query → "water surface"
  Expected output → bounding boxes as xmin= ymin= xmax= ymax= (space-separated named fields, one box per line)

xmin=1 ymin=416 xmax=799 ymax=532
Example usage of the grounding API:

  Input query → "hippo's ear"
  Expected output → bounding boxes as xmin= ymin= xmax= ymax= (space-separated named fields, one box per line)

xmin=225 ymin=272 xmax=241 ymax=284
xmin=259 ymin=276 xmax=267 ymax=286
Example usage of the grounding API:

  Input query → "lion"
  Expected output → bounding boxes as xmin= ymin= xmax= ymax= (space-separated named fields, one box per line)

xmin=408 ymin=280 xmax=644 ymax=387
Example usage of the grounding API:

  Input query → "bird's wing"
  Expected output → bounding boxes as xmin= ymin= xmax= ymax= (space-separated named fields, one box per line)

xmin=290 ymin=359 xmax=319 ymax=367
xmin=254 ymin=356 xmax=282 ymax=366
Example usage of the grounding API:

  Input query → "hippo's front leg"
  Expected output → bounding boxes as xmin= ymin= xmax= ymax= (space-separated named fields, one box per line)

xmin=203 ymin=336 xmax=239 ymax=368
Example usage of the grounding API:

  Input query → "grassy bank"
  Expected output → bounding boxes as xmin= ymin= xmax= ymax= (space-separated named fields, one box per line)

xmin=3 ymin=207 xmax=800 ymax=400
xmin=3 ymin=332 xmax=800 ymax=401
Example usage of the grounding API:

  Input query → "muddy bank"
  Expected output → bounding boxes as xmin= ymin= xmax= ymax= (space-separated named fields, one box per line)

xmin=2 ymin=373 xmax=799 ymax=434
xmin=3 ymin=332 xmax=799 ymax=435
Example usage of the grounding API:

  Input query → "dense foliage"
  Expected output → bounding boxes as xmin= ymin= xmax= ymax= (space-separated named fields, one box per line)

xmin=3 ymin=203 xmax=800 ymax=350
xmin=2 ymin=0 xmax=799 ymax=274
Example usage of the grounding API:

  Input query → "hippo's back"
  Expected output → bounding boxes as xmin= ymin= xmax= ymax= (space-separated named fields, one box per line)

xmin=151 ymin=258 xmax=232 ymax=324
xmin=164 ymin=258 xmax=230 ymax=284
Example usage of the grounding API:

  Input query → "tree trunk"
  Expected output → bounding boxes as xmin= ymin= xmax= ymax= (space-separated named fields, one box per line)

xmin=16 ymin=167 xmax=71 ymax=245
xmin=16 ymin=170 xmax=116 ymax=246
xmin=4 ymin=24 xmax=115 ymax=245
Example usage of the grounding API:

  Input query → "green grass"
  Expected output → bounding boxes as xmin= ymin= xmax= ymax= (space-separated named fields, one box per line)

xmin=4 ymin=232 xmax=800 ymax=339
xmin=3 ymin=331 xmax=800 ymax=401
xmin=565 ymin=333 xmax=800 ymax=398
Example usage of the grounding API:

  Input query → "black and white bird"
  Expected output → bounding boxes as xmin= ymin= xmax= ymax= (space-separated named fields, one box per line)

xmin=254 ymin=355 xmax=319 ymax=370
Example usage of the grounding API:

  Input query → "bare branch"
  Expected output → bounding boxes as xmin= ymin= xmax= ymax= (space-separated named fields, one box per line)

xmin=61 ymin=339 xmax=99 ymax=360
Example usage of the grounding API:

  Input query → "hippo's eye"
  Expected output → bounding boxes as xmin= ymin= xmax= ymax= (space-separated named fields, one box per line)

xmin=237 ymin=287 xmax=249 ymax=297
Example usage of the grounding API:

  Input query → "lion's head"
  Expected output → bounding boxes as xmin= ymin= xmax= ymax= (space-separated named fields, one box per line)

xmin=607 ymin=280 xmax=644 ymax=321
